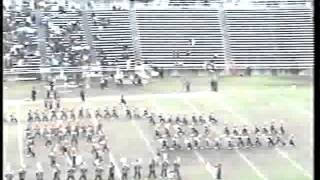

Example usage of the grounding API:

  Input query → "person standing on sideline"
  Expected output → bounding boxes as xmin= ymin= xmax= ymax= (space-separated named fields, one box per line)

xmin=185 ymin=80 xmax=191 ymax=92
xmin=159 ymin=68 xmax=164 ymax=78
xmin=104 ymin=77 xmax=108 ymax=88
xmin=120 ymin=95 xmax=127 ymax=105
xmin=210 ymin=79 xmax=216 ymax=92
xmin=210 ymin=73 xmax=218 ymax=92
xmin=31 ymin=87 xmax=37 ymax=101
xmin=80 ymin=89 xmax=85 ymax=102
xmin=100 ymin=77 xmax=105 ymax=90
xmin=215 ymin=163 xmax=222 ymax=180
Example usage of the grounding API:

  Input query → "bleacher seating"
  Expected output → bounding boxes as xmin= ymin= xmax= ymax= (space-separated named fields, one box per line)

xmin=3 ymin=2 xmax=314 ymax=75
xmin=136 ymin=9 xmax=225 ymax=69
xmin=87 ymin=10 xmax=135 ymax=68
xmin=43 ymin=11 xmax=87 ymax=66
xmin=6 ymin=11 xmax=41 ymax=69
xmin=168 ymin=0 xmax=220 ymax=6
xmin=250 ymin=0 xmax=309 ymax=7
xmin=225 ymin=8 xmax=313 ymax=69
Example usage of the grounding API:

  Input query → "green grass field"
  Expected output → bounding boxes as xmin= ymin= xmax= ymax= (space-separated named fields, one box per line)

xmin=3 ymin=76 xmax=313 ymax=180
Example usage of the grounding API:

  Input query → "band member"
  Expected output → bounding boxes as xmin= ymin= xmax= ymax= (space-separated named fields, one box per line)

xmin=161 ymin=160 xmax=169 ymax=178
xmin=108 ymin=162 xmax=115 ymax=180
xmin=133 ymin=159 xmax=142 ymax=179
xmin=18 ymin=167 xmax=26 ymax=180
xmin=148 ymin=159 xmax=157 ymax=179
xmin=121 ymin=163 xmax=130 ymax=180
xmin=288 ymin=134 xmax=296 ymax=146
xmin=173 ymin=158 xmax=181 ymax=180
xmin=52 ymin=164 xmax=61 ymax=180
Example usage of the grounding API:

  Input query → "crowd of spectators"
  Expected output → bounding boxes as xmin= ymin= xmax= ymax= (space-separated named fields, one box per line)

xmin=3 ymin=1 xmax=40 ymax=69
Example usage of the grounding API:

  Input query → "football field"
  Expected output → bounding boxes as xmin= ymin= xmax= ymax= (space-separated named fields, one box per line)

xmin=3 ymin=76 xmax=313 ymax=180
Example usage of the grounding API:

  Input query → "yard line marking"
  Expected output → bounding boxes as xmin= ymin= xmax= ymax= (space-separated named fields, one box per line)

xmin=236 ymin=150 xmax=269 ymax=180
xmin=275 ymin=149 xmax=312 ymax=179
xmin=131 ymin=119 xmax=157 ymax=158
xmin=182 ymin=98 xmax=269 ymax=180
xmin=149 ymin=98 xmax=217 ymax=180
xmin=3 ymin=105 xmax=9 ymax=166
xmin=194 ymin=150 xmax=217 ymax=179
xmin=108 ymin=152 xmax=122 ymax=179
xmin=16 ymin=104 xmax=25 ymax=167
xmin=211 ymin=92 xmax=313 ymax=179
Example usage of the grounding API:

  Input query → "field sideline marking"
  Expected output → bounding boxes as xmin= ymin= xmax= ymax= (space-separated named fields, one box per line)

xmin=182 ymin=98 xmax=269 ymax=180
xmin=211 ymin=92 xmax=313 ymax=179
xmin=3 ymin=110 xmax=8 ymax=169
xmin=150 ymin=98 xmax=218 ymax=180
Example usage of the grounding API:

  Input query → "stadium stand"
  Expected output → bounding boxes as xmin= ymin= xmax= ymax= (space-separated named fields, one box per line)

xmin=43 ymin=10 xmax=88 ymax=67
xmin=87 ymin=10 xmax=136 ymax=68
xmin=136 ymin=8 xmax=225 ymax=69
xmin=250 ymin=0 xmax=309 ymax=7
xmin=224 ymin=7 xmax=314 ymax=69
xmin=2 ymin=1 xmax=314 ymax=75
xmin=4 ymin=10 xmax=41 ymax=70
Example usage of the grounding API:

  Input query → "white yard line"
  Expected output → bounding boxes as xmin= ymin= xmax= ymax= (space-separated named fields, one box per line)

xmin=150 ymin=98 xmax=217 ymax=180
xmin=16 ymin=104 xmax=25 ymax=167
xmin=183 ymin=98 xmax=269 ymax=180
xmin=210 ymin=92 xmax=313 ymax=179
xmin=275 ymin=149 xmax=312 ymax=179
xmin=131 ymin=119 xmax=157 ymax=158
xmin=236 ymin=151 xmax=269 ymax=180
xmin=108 ymin=152 xmax=122 ymax=179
